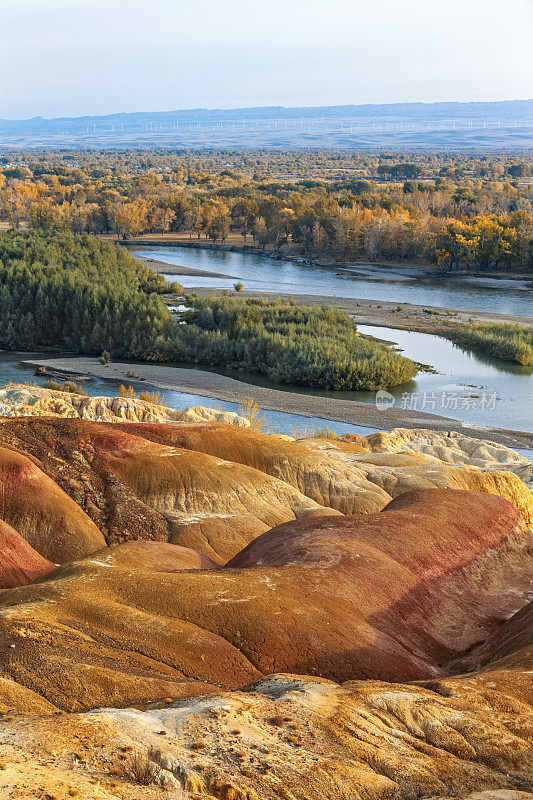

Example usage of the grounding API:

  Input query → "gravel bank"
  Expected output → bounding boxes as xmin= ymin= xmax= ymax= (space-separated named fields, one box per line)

xmin=185 ymin=287 xmax=533 ymax=333
xmin=137 ymin=253 xmax=238 ymax=280
xmin=21 ymin=356 xmax=533 ymax=449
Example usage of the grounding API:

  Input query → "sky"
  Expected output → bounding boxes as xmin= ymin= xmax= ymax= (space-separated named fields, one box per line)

xmin=1 ymin=0 xmax=532 ymax=119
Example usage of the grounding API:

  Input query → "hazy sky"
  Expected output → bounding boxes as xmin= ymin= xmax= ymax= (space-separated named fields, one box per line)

xmin=1 ymin=0 xmax=532 ymax=118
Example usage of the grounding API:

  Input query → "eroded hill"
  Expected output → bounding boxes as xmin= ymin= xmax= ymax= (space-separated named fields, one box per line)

xmin=0 ymin=391 xmax=531 ymax=799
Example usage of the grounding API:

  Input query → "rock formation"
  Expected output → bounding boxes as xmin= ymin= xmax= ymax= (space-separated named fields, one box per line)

xmin=0 ymin=418 xmax=336 ymax=563
xmin=357 ymin=427 xmax=533 ymax=494
xmin=0 ymin=384 xmax=250 ymax=426
xmin=362 ymin=426 xmax=532 ymax=472
xmin=112 ymin=420 xmax=533 ymax=526
xmin=0 ymin=413 xmax=530 ymax=560
xmin=0 ymin=444 xmax=105 ymax=562
xmin=0 ymin=518 xmax=53 ymax=588
xmin=0 ymin=636 xmax=531 ymax=798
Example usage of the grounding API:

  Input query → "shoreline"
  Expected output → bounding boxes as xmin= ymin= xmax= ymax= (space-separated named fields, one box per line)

xmin=122 ymin=234 xmax=533 ymax=284
xmin=124 ymin=236 xmax=533 ymax=284
xmin=129 ymin=247 xmax=533 ymax=332
xmin=136 ymin=253 xmax=239 ymax=280
xmin=20 ymin=355 xmax=533 ymax=449
xmin=185 ymin=287 xmax=533 ymax=332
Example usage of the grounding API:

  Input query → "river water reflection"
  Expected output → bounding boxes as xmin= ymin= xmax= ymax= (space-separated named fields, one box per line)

xmin=134 ymin=245 xmax=533 ymax=316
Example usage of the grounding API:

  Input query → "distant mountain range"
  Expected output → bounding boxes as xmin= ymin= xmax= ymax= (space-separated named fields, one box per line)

xmin=1 ymin=100 xmax=532 ymax=149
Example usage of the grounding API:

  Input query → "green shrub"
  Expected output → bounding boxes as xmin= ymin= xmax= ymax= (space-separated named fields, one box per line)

xmin=447 ymin=322 xmax=533 ymax=365
xmin=173 ymin=296 xmax=417 ymax=390
xmin=0 ymin=232 xmax=421 ymax=391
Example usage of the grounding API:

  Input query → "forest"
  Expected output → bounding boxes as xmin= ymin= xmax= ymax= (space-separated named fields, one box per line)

xmin=0 ymin=230 xmax=417 ymax=390
xmin=0 ymin=148 xmax=532 ymax=272
xmin=0 ymin=230 xmax=174 ymax=358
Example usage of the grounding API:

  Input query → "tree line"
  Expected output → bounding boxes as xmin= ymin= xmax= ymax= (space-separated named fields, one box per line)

xmin=0 ymin=148 xmax=532 ymax=272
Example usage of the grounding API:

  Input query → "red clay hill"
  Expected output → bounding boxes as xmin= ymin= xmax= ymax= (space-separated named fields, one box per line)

xmin=0 ymin=487 xmax=530 ymax=712
xmin=0 ymin=518 xmax=53 ymax=589
xmin=0 ymin=417 xmax=530 ymax=564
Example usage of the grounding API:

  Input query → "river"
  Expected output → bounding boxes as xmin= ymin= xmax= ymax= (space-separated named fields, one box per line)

xmin=1 ymin=243 xmax=531 ymax=438
xmin=130 ymin=244 xmax=533 ymax=432
xmin=0 ymin=353 xmax=378 ymax=438
xmin=133 ymin=245 xmax=533 ymax=316
xmin=355 ymin=325 xmax=533 ymax=432
xmin=2 ymin=348 xmax=533 ymax=450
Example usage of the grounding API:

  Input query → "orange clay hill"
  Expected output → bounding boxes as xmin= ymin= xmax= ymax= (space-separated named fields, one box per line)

xmin=0 ymin=487 xmax=530 ymax=713
xmin=0 ymin=417 xmax=530 ymax=564
xmin=0 ymin=409 xmax=531 ymax=799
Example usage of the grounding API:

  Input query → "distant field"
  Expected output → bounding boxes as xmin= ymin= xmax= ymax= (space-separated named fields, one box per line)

xmin=1 ymin=100 xmax=532 ymax=149
xmin=2 ymin=125 xmax=531 ymax=150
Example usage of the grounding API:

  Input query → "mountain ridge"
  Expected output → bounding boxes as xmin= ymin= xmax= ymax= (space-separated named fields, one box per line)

xmin=2 ymin=99 xmax=532 ymax=126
